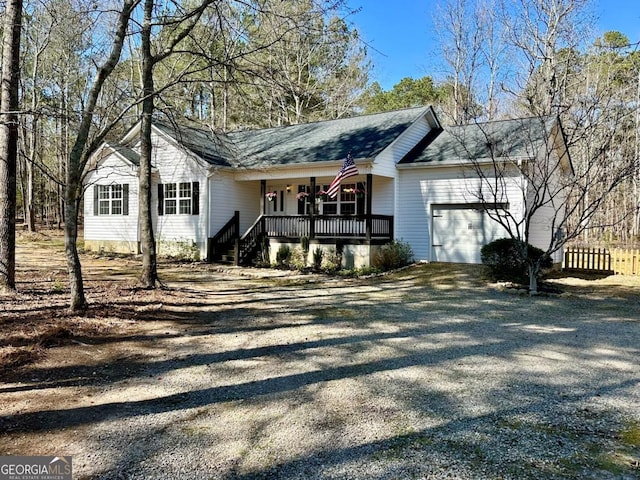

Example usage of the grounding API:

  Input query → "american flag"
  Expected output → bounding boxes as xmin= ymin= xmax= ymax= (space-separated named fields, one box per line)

xmin=326 ymin=153 xmax=358 ymax=198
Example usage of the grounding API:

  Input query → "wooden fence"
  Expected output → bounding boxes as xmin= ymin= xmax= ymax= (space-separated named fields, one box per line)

xmin=563 ymin=247 xmax=639 ymax=275
xmin=610 ymin=248 xmax=640 ymax=275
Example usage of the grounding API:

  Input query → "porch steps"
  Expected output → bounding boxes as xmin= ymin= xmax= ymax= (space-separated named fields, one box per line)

xmin=218 ymin=249 xmax=236 ymax=264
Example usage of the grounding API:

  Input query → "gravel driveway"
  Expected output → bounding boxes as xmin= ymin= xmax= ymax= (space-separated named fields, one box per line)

xmin=1 ymin=263 xmax=639 ymax=479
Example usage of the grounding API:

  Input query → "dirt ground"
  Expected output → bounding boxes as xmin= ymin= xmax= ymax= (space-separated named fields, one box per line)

xmin=1 ymin=231 xmax=639 ymax=479
xmin=0 ymin=230 xmax=307 ymax=377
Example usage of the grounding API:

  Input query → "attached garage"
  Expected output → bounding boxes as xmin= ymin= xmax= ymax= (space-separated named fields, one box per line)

xmin=431 ymin=205 xmax=509 ymax=263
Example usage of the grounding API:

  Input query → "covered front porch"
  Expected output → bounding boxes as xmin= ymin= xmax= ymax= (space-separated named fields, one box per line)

xmin=208 ymin=212 xmax=394 ymax=267
xmin=208 ymin=174 xmax=395 ymax=267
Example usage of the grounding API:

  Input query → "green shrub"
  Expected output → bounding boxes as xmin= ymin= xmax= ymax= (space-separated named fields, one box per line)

xmin=300 ymin=236 xmax=309 ymax=253
xmin=321 ymin=248 xmax=341 ymax=273
xmin=290 ymin=246 xmax=307 ymax=270
xmin=480 ymin=237 xmax=552 ymax=283
xmin=275 ymin=244 xmax=291 ymax=267
xmin=372 ymin=240 xmax=414 ymax=271
xmin=312 ymin=246 xmax=324 ymax=271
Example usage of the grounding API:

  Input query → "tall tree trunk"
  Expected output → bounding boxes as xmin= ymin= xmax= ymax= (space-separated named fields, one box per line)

xmin=136 ymin=0 xmax=214 ymax=286
xmin=528 ymin=264 xmax=539 ymax=295
xmin=0 ymin=0 xmax=23 ymax=291
xmin=63 ymin=184 xmax=85 ymax=309
xmin=65 ymin=0 xmax=137 ymax=311
xmin=58 ymin=82 xmax=68 ymax=229
xmin=25 ymin=148 xmax=36 ymax=231
xmin=138 ymin=0 xmax=158 ymax=288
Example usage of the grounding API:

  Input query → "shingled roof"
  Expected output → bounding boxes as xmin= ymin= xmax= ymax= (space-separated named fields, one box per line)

xmin=226 ymin=107 xmax=430 ymax=167
xmin=153 ymin=120 xmax=240 ymax=168
xmin=119 ymin=109 xmax=556 ymax=170
xmin=401 ymin=116 xmax=557 ymax=165
xmin=148 ymin=107 xmax=431 ymax=168
xmin=107 ymin=144 xmax=140 ymax=165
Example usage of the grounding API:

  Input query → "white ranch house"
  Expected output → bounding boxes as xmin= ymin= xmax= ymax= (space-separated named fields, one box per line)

xmin=83 ymin=106 xmax=569 ymax=267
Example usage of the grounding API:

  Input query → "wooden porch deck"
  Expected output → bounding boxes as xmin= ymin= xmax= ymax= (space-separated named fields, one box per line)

xmin=208 ymin=213 xmax=394 ymax=265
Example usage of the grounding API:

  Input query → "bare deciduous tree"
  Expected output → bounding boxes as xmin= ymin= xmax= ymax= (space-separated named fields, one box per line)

xmin=65 ymin=0 xmax=140 ymax=311
xmin=435 ymin=0 xmax=640 ymax=280
xmin=434 ymin=0 xmax=485 ymax=123
xmin=457 ymin=113 xmax=636 ymax=293
xmin=0 ymin=0 xmax=23 ymax=291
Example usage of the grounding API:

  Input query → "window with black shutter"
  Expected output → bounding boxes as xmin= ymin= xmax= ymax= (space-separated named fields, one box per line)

xmin=158 ymin=181 xmax=199 ymax=215
xmin=93 ymin=184 xmax=129 ymax=215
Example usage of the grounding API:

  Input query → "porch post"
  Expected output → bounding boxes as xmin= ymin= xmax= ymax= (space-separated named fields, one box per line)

xmin=260 ymin=179 xmax=266 ymax=215
xmin=366 ymin=173 xmax=373 ymax=241
xmin=309 ymin=176 xmax=316 ymax=239
xmin=233 ymin=210 xmax=240 ymax=266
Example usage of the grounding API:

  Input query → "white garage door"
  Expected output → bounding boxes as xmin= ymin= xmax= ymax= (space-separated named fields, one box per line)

xmin=432 ymin=206 xmax=509 ymax=263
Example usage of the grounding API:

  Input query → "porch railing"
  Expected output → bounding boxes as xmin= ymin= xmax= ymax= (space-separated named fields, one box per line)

xmin=211 ymin=213 xmax=394 ymax=265
xmin=263 ymin=214 xmax=394 ymax=240
xmin=238 ymin=215 xmax=266 ymax=266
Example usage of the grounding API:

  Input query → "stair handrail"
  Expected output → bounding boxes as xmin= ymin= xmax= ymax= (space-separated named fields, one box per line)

xmin=238 ymin=215 xmax=266 ymax=265
xmin=208 ymin=211 xmax=239 ymax=262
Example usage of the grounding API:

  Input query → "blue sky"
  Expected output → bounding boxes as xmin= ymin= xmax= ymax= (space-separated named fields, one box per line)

xmin=347 ymin=0 xmax=640 ymax=90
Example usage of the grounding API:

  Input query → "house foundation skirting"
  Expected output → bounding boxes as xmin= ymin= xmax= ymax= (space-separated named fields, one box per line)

xmin=268 ymin=238 xmax=389 ymax=269
xmin=84 ymin=239 xmax=140 ymax=255
xmin=84 ymin=239 xmax=204 ymax=260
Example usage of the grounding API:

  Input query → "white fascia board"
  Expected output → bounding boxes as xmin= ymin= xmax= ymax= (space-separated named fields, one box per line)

xmin=229 ymin=158 xmax=374 ymax=181
xmin=86 ymin=142 xmax=138 ymax=174
xmin=121 ymin=121 xmax=142 ymax=144
xmin=395 ymin=156 xmax=531 ymax=170
xmin=373 ymin=109 xmax=434 ymax=167
xmin=424 ymin=105 xmax=441 ymax=129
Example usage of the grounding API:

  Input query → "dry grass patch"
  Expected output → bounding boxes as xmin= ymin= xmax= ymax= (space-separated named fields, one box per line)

xmin=547 ymin=273 xmax=640 ymax=301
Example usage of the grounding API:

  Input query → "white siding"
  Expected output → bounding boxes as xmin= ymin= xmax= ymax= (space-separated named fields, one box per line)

xmin=150 ymin=131 xmax=209 ymax=257
xmin=84 ymin=154 xmax=139 ymax=244
xmin=210 ymin=173 xmax=261 ymax=235
xmin=526 ymin=160 xmax=567 ymax=263
xmin=373 ymin=115 xmax=433 ymax=178
xmin=372 ymin=176 xmax=394 ymax=216
xmin=396 ymin=165 xmax=525 ymax=262
xmin=528 ymin=204 xmax=558 ymax=257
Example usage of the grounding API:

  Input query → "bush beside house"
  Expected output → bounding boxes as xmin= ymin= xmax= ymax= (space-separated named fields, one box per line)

xmin=481 ymin=238 xmax=553 ymax=285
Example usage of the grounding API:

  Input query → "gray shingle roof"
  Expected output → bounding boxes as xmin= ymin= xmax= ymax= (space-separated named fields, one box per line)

xmin=228 ymin=107 xmax=429 ymax=167
xmin=401 ymin=116 xmax=557 ymax=165
xmin=109 ymin=144 xmax=140 ymax=165
xmin=122 ymin=110 xmax=555 ymax=170
xmin=153 ymin=120 xmax=240 ymax=167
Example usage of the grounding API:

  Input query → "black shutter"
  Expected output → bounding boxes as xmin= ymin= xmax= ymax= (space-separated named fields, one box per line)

xmin=297 ymin=185 xmax=305 ymax=214
xmin=357 ymin=181 xmax=366 ymax=215
xmin=157 ymin=184 xmax=164 ymax=215
xmin=93 ymin=185 xmax=99 ymax=215
xmin=123 ymin=184 xmax=129 ymax=216
xmin=192 ymin=181 xmax=199 ymax=215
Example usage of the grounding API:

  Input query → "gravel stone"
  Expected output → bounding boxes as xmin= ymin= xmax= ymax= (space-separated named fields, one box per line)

xmin=1 ymin=265 xmax=638 ymax=479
